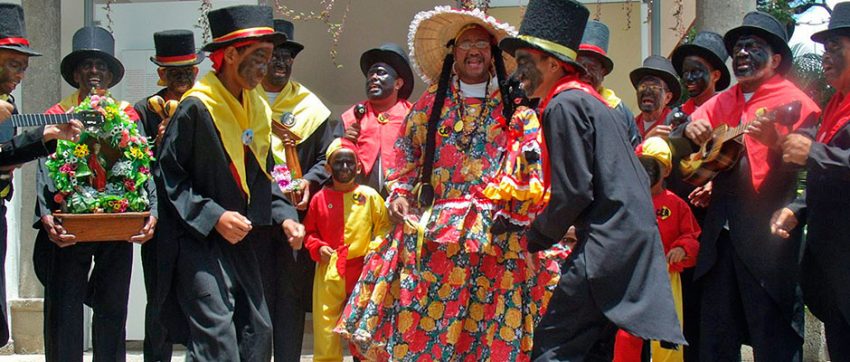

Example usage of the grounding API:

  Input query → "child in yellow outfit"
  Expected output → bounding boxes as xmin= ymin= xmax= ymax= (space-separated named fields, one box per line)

xmin=303 ymin=138 xmax=391 ymax=362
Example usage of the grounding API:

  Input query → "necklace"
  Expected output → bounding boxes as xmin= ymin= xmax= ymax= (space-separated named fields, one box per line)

xmin=453 ymin=77 xmax=490 ymax=150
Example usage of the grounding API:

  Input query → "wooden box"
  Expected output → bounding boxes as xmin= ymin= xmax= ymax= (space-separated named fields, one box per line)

xmin=54 ymin=211 xmax=150 ymax=242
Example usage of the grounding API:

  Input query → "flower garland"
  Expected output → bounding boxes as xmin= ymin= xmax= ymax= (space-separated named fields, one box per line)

xmin=271 ymin=164 xmax=302 ymax=193
xmin=45 ymin=94 xmax=154 ymax=214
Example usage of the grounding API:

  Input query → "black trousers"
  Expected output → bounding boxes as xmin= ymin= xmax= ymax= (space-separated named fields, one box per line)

xmin=175 ymin=230 xmax=272 ymax=362
xmin=0 ymin=206 xmax=9 ymax=347
xmin=141 ymin=234 xmax=173 ymax=362
xmin=38 ymin=231 xmax=133 ymax=362
xmin=699 ymin=231 xmax=802 ymax=361
xmin=801 ymin=251 xmax=850 ymax=362
xmin=680 ymin=268 xmax=701 ymax=361
xmin=253 ymin=230 xmax=314 ymax=362
xmin=532 ymin=250 xmax=617 ymax=362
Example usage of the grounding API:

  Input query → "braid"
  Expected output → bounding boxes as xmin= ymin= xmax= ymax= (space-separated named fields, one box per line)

xmin=492 ymin=46 xmax=513 ymax=121
xmin=427 ymin=53 xmax=455 ymax=129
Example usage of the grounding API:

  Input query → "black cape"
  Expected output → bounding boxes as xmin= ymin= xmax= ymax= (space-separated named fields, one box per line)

xmin=527 ymin=88 xmax=686 ymax=344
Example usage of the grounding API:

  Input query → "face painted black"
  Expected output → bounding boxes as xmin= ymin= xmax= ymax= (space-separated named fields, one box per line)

xmin=681 ymin=56 xmax=711 ymax=98
xmin=164 ymin=65 xmax=196 ymax=95
xmin=636 ymin=76 xmax=667 ymax=113
xmin=265 ymin=47 xmax=294 ymax=87
xmin=365 ymin=62 xmax=399 ymax=101
xmin=330 ymin=149 xmax=358 ymax=184
xmin=0 ymin=50 xmax=27 ymax=95
xmin=237 ymin=45 xmax=272 ymax=89
xmin=577 ymin=54 xmax=605 ymax=89
xmin=74 ymin=57 xmax=113 ymax=94
xmin=512 ymin=50 xmax=544 ymax=98
xmin=823 ymin=36 xmax=850 ymax=90
xmin=732 ymin=35 xmax=771 ymax=78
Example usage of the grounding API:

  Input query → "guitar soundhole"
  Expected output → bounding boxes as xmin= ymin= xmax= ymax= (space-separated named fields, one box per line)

xmin=702 ymin=140 xmax=714 ymax=158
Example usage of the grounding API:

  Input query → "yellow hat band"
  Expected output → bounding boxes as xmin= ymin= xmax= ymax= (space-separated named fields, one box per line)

xmin=518 ymin=35 xmax=577 ymax=61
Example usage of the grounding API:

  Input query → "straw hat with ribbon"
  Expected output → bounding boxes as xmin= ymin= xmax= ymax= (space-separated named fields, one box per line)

xmin=407 ymin=6 xmax=517 ymax=84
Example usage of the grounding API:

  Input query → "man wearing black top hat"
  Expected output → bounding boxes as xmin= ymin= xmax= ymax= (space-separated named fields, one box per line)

xmin=676 ymin=11 xmax=821 ymax=361
xmin=132 ymin=29 xmax=203 ymax=362
xmin=500 ymin=0 xmax=685 ymax=360
xmin=769 ymin=2 xmax=850 ymax=359
xmin=0 ymin=3 xmax=83 ymax=349
xmin=157 ymin=5 xmax=304 ymax=361
xmin=256 ymin=18 xmax=341 ymax=361
xmin=576 ymin=20 xmax=641 ymax=147
xmin=32 ymin=25 xmax=157 ymax=362
xmin=630 ymin=55 xmax=682 ymax=140
xmin=341 ymin=43 xmax=414 ymax=196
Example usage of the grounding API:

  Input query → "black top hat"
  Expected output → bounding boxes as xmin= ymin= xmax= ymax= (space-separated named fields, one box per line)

xmin=360 ymin=43 xmax=415 ymax=100
xmin=724 ymin=11 xmax=792 ymax=75
xmin=60 ymin=26 xmax=124 ymax=88
xmin=150 ymin=30 xmax=204 ymax=67
xmin=578 ymin=20 xmax=613 ymax=74
xmin=0 ymin=4 xmax=39 ymax=56
xmin=499 ymin=0 xmax=589 ymax=74
xmin=273 ymin=19 xmax=305 ymax=57
xmin=671 ymin=31 xmax=730 ymax=91
xmin=629 ymin=55 xmax=682 ymax=104
xmin=202 ymin=5 xmax=287 ymax=52
xmin=812 ymin=2 xmax=850 ymax=43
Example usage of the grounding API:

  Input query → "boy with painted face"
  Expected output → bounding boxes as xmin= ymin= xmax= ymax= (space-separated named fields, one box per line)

xmin=613 ymin=137 xmax=701 ymax=362
xmin=303 ymin=138 xmax=390 ymax=362
xmin=676 ymin=11 xmax=821 ymax=361
xmin=629 ymin=55 xmax=682 ymax=139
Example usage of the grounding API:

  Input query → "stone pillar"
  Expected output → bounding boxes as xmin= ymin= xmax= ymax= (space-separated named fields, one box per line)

xmin=10 ymin=0 xmax=63 ymax=354
xmin=694 ymin=0 xmax=755 ymax=35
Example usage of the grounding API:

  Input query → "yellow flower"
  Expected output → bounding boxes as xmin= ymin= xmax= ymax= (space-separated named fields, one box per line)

xmin=500 ymin=270 xmax=515 ymax=290
xmin=469 ymin=303 xmax=484 ymax=322
xmin=521 ymin=335 xmax=533 ymax=351
xmin=428 ymin=302 xmax=445 ymax=321
xmin=422 ymin=271 xmax=438 ymax=284
xmin=495 ymin=298 xmax=506 ymax=315
xmin=390 ymin=280 xmax=401 ymax=299
xmin=505 ymin=308 xmax=522 ymax=329
xmin=446 ymin=321 xmax=462 ymax=345
xmin=373 ymin=280 xmax=388 ymax=299
xmin=130 ymin=147 xmax=146 ymax=159
xmin=476 ymin=276 xmax=491 ymax=290
xmin=393 ymin=344 xmax=409 ymax=360
xmin=445 ymin=243 xmax=461 ymax=258
xmin=449 ymin=267 xmax=466 ymax=286
xmin=463 ymin=318 xmax=478 ymax=332
xmin=420 ymin=316 xmax=436 ymax=331
xmin=500 ymin=326 xmax=516 ymax=342
xmin=73 ymin=144 xmax=89 ymax=158
xmin=438 ymin=284 xmax=452 ymax=299
xmin=398 ymin=310 xmax=414 ymax=333
xmin=512 ymin=290 xmax=522 ymax=306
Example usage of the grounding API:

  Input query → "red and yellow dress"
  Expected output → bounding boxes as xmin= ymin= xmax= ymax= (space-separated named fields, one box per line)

xmin=335 ymin=82 xmax=562 ymax=361
xmin=304 ymin=184 xmax=390 ymax=362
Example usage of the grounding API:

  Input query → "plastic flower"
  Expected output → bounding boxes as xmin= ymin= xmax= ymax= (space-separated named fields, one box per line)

xmin=123 ymin=179 xmax=136 ymax=192
xmin=59 ymin=163 xmax=75 ymax=173
xmin=73 ymin=144 xmax=89 ymax=158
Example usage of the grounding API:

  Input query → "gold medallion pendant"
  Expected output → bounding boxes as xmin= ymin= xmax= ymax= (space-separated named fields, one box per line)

xmin=453 ymin=120 xmax=464 ymax=133
xmin=377 ymin=113 xmax=389 ymax=124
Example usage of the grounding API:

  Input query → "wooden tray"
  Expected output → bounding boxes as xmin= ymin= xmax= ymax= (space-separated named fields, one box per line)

xmin=54 ymin=211 xmax=150 ymax=242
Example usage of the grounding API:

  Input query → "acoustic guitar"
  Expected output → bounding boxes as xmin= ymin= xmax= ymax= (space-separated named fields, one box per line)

xmin=679 ymin=100 xmax=801 ymax=186
xmin=10 ymin=111 xmax=104 ymax=132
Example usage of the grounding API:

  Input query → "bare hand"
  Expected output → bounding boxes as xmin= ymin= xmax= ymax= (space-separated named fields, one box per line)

xmin=745 ymin=114 xmax=779 ymax=148
xmin=154 ymin=118 xmax=169 ymax=146
xmin=294 ymin=179 xmax=311 ymax=210
xmin=389 ymin=196 xmax=410 ymax=224
xmin=666 ymin=246 xmax=687 ymax=264
xmin=0 ymin=100 xmax=13 ymax=123
xmin=770 ymin=207 xmax=798 ymax=239
xmin=781 ymin=133 xmax=812 ymax=166
xmin=282 ymin=219 xmax=305 ymax=250
xmin=215 ymin=211 xmax=252 ymax=244
xmin=41 ymin=214 xmax=76 ymax=247
xmin=688 ymin=181 xmax=712 ymax=208
xmin=685 ymin=118 xmax=713 ymax=145
xmin=646 ymin=124 xmax=673 ymax=139
xmin=129 ymin=216 xmax=157 ymax=244
xmin=44 ymin=119 xmax=83 ymax=143
xmin=319 ymin=245 xmax=334 ymax=263
xmin=344 ymin=121 xmax=361 ymax=143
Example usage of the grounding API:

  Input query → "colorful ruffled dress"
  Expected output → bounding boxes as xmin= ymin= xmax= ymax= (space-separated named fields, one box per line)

xmin=334 ymin=82 xmax=565 ymax=361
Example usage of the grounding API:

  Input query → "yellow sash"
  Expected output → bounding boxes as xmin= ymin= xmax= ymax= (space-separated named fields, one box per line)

xmin=182 ymin=72 xmax=272 ymax=198
xmin=263 ymin=81 xmax=331 ymax=164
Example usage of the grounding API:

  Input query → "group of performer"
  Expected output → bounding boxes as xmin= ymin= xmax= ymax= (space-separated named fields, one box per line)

xmin=0 ymin=0 xmax=846 ymax=361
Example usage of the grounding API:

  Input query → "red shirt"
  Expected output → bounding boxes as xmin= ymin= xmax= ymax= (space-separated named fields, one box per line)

xmin=653 ymin=189 xmax=700 ymax=273
xmin=341 ymin=100 xmax=412 ymax=175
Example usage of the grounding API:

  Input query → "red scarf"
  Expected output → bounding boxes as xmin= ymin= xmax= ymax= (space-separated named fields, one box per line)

xmin=689 ymin=74 xmax=821 ymax=191
xmin=635 ymin=107 xmax=672 ymax=138
xmin=681 ymin=98 xmax=697 ymax=115
xmin=341 ymin=99 xmax=413 ymax=174
xmin=817 ymin=92 xmax=850 ymax=144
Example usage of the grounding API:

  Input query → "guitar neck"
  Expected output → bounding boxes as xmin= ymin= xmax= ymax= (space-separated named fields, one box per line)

xmin=9 ymin=113 xmax=76 ymax=127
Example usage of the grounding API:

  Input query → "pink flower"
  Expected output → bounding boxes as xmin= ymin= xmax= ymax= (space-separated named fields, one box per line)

xmin=139 ymin=166 xmax=149 ymax=174
xmin=119 ymin=130 xmax=130 ymax=148
xmin=59 ymin=163 xmax=76 ymax=173
xmin=124 ymin=179 xmax=136 ymax=192
xmin=90 ymin=95 xmax=102 ymax=107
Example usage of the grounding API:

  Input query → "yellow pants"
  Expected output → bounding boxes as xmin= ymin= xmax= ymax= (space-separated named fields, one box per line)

xmin=312 ymin=254 xmax=347 ymax=362
xmin=651 ymin=271 xmax=684 ymax=362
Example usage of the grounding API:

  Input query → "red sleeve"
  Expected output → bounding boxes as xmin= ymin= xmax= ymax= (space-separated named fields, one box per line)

xmin=304 ymin=192 xmax=330 ymax=262
xmin=340 ymin=105 xmax=356 ymax=129
xmin=124 ymin=104 xmax=141 ymax=121
xmin=669 ymin=197 xmax=701 ymax=272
